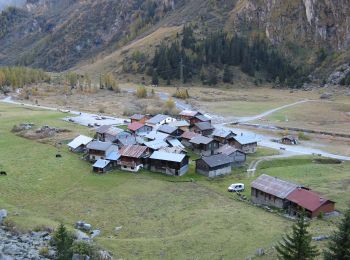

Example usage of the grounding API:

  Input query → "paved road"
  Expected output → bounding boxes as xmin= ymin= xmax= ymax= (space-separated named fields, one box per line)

xmin=2 ymin=94 xmax=350 ymax=161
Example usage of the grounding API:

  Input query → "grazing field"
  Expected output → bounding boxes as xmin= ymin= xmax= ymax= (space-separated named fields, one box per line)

xmin=0 ymin=103 xmax=349 ymax=259
xmin=256 ymin=100 xmax=350 ymax=135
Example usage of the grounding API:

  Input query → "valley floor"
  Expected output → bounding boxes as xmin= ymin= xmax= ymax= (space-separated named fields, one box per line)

xmin=0 ymin=103 xmax=349 ymax=259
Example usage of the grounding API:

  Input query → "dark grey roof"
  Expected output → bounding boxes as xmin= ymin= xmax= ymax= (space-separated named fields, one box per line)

xmin=251 ymin=174 xmax=300 ymax=199
xmin=158 ymin=125 xmax=177 ymax=134
xmin=213 ymin=128 xmax=235 ymax=138
xmin=200 ymin=154 xmax=232 ymax=168
xmin=95 ymin=125 xmax=112 ymax=134
xmin=118 ymin=136 xmax=137 ymax=146
xmin=130 ymin=114 xmax=146 ymax=120
xmin=189 ymin=135 xmax=213 ymax=145
xmin=87 ymin=141 xmax=112 ymax=151
xmin=194 ymin=122 xmax=214 ymax=131
xmin=195 ymin=115 xmax=210 ymax=122
xmin=146 ymin=114 xmax=170 ymax=124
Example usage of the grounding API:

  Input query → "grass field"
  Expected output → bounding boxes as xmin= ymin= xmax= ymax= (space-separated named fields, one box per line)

xmin=0 ymin=103 xmax=349 ymax=259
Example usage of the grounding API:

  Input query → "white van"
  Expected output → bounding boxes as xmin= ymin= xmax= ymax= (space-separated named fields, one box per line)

xmin=228 ymin=183 xmax=245 ymax=192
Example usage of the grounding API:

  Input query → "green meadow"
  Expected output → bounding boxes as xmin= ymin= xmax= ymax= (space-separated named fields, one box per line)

xmin=0 ymin=103 xmax=349 ymax=259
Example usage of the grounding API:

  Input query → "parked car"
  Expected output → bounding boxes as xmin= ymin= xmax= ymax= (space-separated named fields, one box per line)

xmin=228 ymin=183 xmax=245 ymax=192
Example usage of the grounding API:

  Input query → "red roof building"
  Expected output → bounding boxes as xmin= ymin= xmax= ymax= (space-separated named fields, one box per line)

xmin=286 ymin=188 xmax=335 ymax=218
xmin=128 ymin=122 xmax=144 ymax=132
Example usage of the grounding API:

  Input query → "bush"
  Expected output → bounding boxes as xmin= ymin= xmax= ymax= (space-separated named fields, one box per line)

xmin=71 ymin=241 xmax=97 ymax=257
xmin=173 ymin=88 xmax=190 ymax=99
xmin=98 ymin=105 xmax=106 ymax=114
xmin=39 ymin=247 xmax=50 ymax=257
xmin=2 ymin=219 xmax=16 ymax=232
xmin=52 ymin=224 xmax=74 ymax=260
xmin=136 ymin=86 xmax=147 ymax=98
xmin=298 ymin=132 xmax=311 ymax=141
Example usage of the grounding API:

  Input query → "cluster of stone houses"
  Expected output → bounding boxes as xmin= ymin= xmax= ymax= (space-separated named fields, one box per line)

xmin=68 ymin=110 xmax=258 ymax=177
xmin=251 ymin=174 xmax=335 ymax=218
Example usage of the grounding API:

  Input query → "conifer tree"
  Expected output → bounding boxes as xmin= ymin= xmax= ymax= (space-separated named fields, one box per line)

xmin=152 ymin=70 xmax=159 ymax=85
xmin=276 ymin=214 xmax=319 ymax=260
xmin=324 ymin=207 xmax=350 ymax=260
xmin=53 ymin=224 xmax=74 ymax=260
xmin=223 ymin=65 xmax=233 ymax=83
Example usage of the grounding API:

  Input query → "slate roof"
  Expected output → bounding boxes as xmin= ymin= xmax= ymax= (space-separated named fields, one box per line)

xmin=146 ymin=114 xmax=170 ymax=124
xmin=216 ymin=144 xmax=243 ymax=156
xmin=68 ymin=135 xmax=93 ymax=149
xmin=145 ymin=131 xmax=169 ymax=141
xmin=251 ymin=174 xmax=300 ymax=199
xmin=180 ymin=131 xmax=200 ymax=140
xmin=87 ymin=141 xmax=112 ymax=151
xmin=128 ymin=122 xmax=145 ymax=131
xmin=105 ymin=126 xmax=124 ymax=136
xmin=95 ymin=125 xmax=112 ymax=134
xmin=169 ymin=120 xmax=190 ymax=127
xmin=150 ymin=151 xmax=186 ymax=163
xmin=117 ymin=136 xmax=137 ymax=146
xmin=159 ymin=146 xmax=186 ymax=154
xmin=233 ymin=135 xmax=258 ymax=145
xmin=194 ymin=122 xmax=214 ymax=131
xmin=167 ymin=138 xmax=185 ymax=149
xmin=120 ymin=145 xmax=148 ymax=158
xmin=179 ymin=110 xmax=201 ymax=117
xmin=213 ymin=128 xmax=236 ymax=138
xmin=106 ymin=151 xmax=121 ymax=161
xmin=130 ymin=114 xmax=146 ymax=120
xmin=195 ymin=115 xmax=211 ymax=122
xmin=158 ymin=125 xmax=178 ymax=134
xmin=199 ymin=154 xmax=232 ymax=168
xmin=144 ymin=140 xmax=169 ymax=150
xmin=93 ymin=159 xmax=110 ymax=168
xmin=189 ymin=135 xmax=214 ymax=145
xmin=287 ymin=188 xmax=334 ymax=212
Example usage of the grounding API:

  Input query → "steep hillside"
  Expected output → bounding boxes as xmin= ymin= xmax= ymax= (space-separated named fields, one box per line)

xmin=0 ymin=0 xmax=349 ymax=84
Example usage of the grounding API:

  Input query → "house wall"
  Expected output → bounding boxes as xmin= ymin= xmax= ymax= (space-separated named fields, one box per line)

xmin=312 ymin=202 xmax=335 ymax=218
xmin=231 ymin=141 xmax=257 ymax=154
xmin=251 ymin=188 xmax=285 ymax=209
xmin=196 ymin=165 xmax=231 ymax=177
xmin=88 ymin=150 xmax=106 ymax=162
xmin=231 ymin=152 xmax=246 ymax=166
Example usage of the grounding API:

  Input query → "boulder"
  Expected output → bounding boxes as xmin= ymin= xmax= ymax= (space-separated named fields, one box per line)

xmin=256 ymin=248 xmax=265 ymax=256
xmin=74 ymin=230 xmax=91 ymax=242
xmin=90 ymin=229 xmax=101 ymax=239
xmin=75 ymin=221 xmax=92 ymax=231
xmin=0 ymin=209 xmax=8 ymax=225
xmin=320 ymin=93 xmax=333 ymax=99
xmin=114 ymin=226 xmax=122 ymax=234
xmin=72 ymin=254 xmax=91 ymax=260
xmin=98 ymin=250 xmax=113 ymax=260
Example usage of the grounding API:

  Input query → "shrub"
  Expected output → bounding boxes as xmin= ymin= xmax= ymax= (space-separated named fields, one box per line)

xmin=136 ymin=86 xmax=147 ymax=98
xmin=71 ymin=241 xmax=97 ymax=257
xmin=39 ymin=247 xmax=50 ymax=257
xmin=298 ymin=132 xmax=311 ymax=141
xmin=98 ymin=105 xmax=106 ymax=114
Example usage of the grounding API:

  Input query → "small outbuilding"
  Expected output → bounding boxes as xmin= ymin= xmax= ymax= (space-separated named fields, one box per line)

xmin=67 ymin=135 xmax=93 ymax=152
xmin=281 ymin=135 xmax=299 ymax=145
xmin=229 ymin=135 xmax=258 ymax=154
xmin=286 ymin=188 xmax=335 ymax=218
xmin=195 ymin=154 xmax=232 ymax=177
xmin=92 ymin=159 xmax=111 ymax=173
xmin=150 ymin=151 xmax=189 ymax=176
xmin=86 ymin=141 xmax=118 ymax=162
xmin=212 ymin=129 xmax=237 ymax=144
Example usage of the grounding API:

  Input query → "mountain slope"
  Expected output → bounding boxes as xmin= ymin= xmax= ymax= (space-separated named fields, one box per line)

xmin=0 ymin=0 xmax=349 ymax=82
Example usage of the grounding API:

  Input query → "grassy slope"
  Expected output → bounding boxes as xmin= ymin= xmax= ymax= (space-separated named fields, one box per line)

xmin=0 ymin=103 xmax=349 ymax=259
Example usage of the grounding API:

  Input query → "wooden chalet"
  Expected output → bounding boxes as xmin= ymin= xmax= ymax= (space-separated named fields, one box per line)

xmin=216 ymin=144 xmax=246 ymax=166
xmin=92 ymin=159 xmax=111 ymax=173
xmin=168 ymin=120 xmax=190 ymax=132
xmin=145 ymin=114 xmax=176 ymax=128
xmin=128 ymin=122 xmax=152 ymax=135
xmin=67 ymin=135 xmax=93 ymax=153
xmin=281 ymin=135 xmax=299 ymax=145
xmin=212 ymin=129 xmax=237 ymax=144
xmin=195 ymin=154 xmax=232 ymax=177
xmin=86 ymin=141 xmax=119 ymax=162
xmin=191 ymin=122 xmax=214 ymax=136
xmin=157 ymin=124 xmax=184 ymax=137
xmin=95 ymin=125 xmax=130 ymax=142
xmin=179 ymin=110 xmax=202 ymax=122
xmin=229 ymin=135 xmax=258 ymax=154
xmin=130 ymin=114 xmax=150 ymax=124
xmin=189 ymin=135 xmax=219 ymax=156
xmin=286 ymin=188 xmax=335 ymax=218
xmin=118 ymin=145 xmax=150 ymax=172
xmin=180 ymin=131 xmax=201 ymax=147
xmin=150 ymin=151 xmax=189 ymax=176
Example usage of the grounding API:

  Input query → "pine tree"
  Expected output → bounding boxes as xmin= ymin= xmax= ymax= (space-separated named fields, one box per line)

xmin=324 ymin=207 xmax=350 ymax=260
xmin=223 ymin=65 xmax=233 ymax=83
xmin=53 ymin=224 xmax=74 ymax=260
xmin=276 ymin=214 xmax=319 ymax=260
xmin=152 ymin=70 xmax=159 ymax=85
